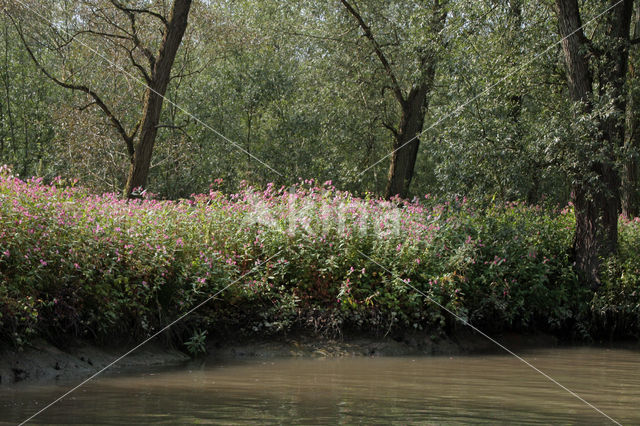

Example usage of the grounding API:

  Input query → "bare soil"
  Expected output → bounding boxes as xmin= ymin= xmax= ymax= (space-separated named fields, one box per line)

xmin=0 ymin=330 xmax=561 ymax=386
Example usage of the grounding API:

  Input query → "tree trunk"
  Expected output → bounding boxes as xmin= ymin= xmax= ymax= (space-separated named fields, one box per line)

xmin=384 ymin=25 xmax=441 ymax=199
xmin=123 ymin=0 xmax=192 ymax=198
xmin=622 ymin=3 xmax=640 ymax=218
xmin=598 ymin=0 xmax=633 ymax=253
xmin=340 ymin=0 xmax=443 ymax=200
xmin=385 ymin=85 xmax=429 ymax=199
xmin=555 ymin=0 xmax=632 ymax=290
xmin=555 ymin=1 xmax=593 ymax=102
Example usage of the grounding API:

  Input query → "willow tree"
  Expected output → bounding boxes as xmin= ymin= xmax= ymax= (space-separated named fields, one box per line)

xmin=0 ymin=13 xmax=59 ymax=179
xmin=337 ymin=0 xmax=447 ymax=199
xmin=8 ymin=0 xmax=192 ymax=197
xmin=554 ymin=0 xmax=633 ymax=289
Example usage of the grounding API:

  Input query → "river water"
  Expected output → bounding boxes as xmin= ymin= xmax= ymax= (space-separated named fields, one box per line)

xmin=2 ymin=347 xmax=639 ymax=424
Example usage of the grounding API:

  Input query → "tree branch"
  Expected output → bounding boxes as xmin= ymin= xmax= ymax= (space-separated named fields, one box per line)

xmin=77 ymin=101 xmax=97 ymax=111
xmin=128 ymin=47 xmax=152 ymax=84
xmin=9 ymin=16 xmax=135 ymax=157
xmin=382 ymin=121 xmax=398 ymax=136
xmin=131 ymin=119 xmax=142 ymax=141
xmin=339 ymin=0 xmax=405 ymax=105
xmin=124 ymin=7 xmax=156 ymax=70
xmin=73 ymin=28 xmax=131 ymax=41
xmin=106 ymin=0 xmax=157 ymax=70
xmin=156 ymin=123 xmax=190 ymax=138
xmin=108 ymin=0 xmax=168 ymax=26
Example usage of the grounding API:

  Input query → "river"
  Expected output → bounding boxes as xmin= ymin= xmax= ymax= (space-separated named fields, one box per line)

xmin=2 ymin=346 xmax=638 ymax=424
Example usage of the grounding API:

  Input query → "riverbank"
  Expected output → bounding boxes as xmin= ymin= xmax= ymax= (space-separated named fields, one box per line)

xmin=0 ymin=338 xmax=190 ymax=386
xmin=205 ymin=329 xmax=564 ymax=360
xmin=2 ymin=171 xmax=640 ymax=380
xmin=0 ymin=330 xmax=564 ymax=386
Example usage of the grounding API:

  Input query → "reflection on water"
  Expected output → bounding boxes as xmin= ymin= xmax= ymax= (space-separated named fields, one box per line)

xmin=1 ymin=347 xmax=639 ymax=424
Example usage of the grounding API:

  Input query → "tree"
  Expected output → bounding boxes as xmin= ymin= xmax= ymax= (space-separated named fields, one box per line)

xmin=554 ymin=0 xmax=633 ymax=289
xmin=8 ymin=0 xmax=192 ymax=197
xmin=339 ymin=0 xmax=446 ymax=199
xmin=425 ymin=0 xmax=567 ymax=205
xmin=0 ymin=13 xmax=59 ymax=179
xmin=622 ymin=2 xmax=640 ymax=218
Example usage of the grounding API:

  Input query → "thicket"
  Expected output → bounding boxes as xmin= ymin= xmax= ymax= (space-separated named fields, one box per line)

xmin=1 ymin=167 xmax=639 ymax=351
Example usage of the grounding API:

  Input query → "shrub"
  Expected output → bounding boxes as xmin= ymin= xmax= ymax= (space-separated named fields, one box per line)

xmin=1 ymin=167 xmax=639 ymax=349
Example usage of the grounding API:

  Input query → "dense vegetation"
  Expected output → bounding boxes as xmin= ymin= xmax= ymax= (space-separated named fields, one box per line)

xmin=1 ymin=1 xmax=633 ymax=202
xmin=2 ymin=1 xmax=640 ymax=349
xmin=1 ymin=168 xmax=638 ymax=350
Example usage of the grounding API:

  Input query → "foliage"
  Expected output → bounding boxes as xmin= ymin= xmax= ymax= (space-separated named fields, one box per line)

xmin=0 ymin=0 xmax=571 ymax=203
xmin=0 ymin=14 xmax=62 ymax=180
xmin=184 ymin=329 xmax=208 ymax=356
xmin=3 ymin=167 xmax=638 ymax=350
xmin=594 ymin=217 xmax=640 ymax=339
xmin=2 ymin=0 xmax=628 ymax=213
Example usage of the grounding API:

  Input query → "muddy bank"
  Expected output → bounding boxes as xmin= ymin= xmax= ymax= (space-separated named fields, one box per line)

xmin=0 ymin=339 xmax=190 ymax=386
xmin=0 ymin=330 xmax=564 ymax=386
xmin=206 ymin=330 xmax=560 ymax=360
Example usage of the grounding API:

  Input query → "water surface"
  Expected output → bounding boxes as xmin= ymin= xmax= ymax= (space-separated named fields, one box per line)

xmin=2 ymin=347 xmax=639 ymax=424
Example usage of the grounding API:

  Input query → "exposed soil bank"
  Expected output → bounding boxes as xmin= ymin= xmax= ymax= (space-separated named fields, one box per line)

xmin=5 ymin=331 xmax=637 ymax=388
xmin=0 ymin=330 xmax=565 ymax=387
xmin=204 ymin=331 xmax=555 ymax=360
xmin=0 ymin=339 xmax=190 ymax=386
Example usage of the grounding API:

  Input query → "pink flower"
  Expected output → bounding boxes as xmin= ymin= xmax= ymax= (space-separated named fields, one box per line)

xmin=40 ymin=259 xmax=47 ymax=266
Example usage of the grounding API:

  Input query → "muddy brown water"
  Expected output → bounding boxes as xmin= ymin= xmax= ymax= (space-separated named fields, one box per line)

xmin=1 ymin=347 xmax=639 ymax=424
